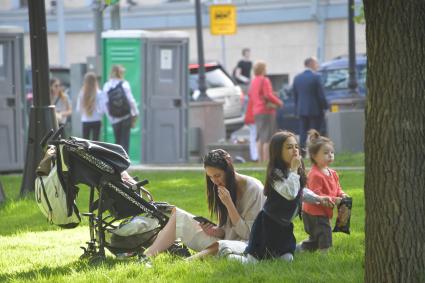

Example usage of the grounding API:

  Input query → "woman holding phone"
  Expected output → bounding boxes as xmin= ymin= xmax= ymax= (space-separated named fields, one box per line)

xmin=143 ymin=149 xmax=265 ymax=262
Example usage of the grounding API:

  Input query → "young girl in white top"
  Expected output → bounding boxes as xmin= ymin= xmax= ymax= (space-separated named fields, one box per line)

xmin=241 ymin=131 xmax=333 ymax=262
xmin=76 ymin=72 xmax=104 ymax=140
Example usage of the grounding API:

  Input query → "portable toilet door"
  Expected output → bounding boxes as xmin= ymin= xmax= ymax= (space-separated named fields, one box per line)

xmin=0 ymin=27 xmax=25 ymax=172
xmin=141 ymin=32 xmax=189 ymax=164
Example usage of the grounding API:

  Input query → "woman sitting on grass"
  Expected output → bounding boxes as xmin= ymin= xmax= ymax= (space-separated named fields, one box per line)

xmin=142 ymin=149 xmax=266 ymax=261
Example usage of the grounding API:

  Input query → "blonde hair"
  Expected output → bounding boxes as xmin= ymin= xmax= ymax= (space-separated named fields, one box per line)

xmin=81 ymin=72 xmax=99 ymax=117
xmin=253 ymin=61 xmax=266 ymax=76
xmin=307 ymin=129 xmax=334 ymax=165
xmin=110 ymin=65 xmax=125 ymax=79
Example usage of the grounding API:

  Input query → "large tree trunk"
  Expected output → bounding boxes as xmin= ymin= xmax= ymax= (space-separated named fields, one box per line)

xmin=363 ymin=1 xmax=425 ymax=282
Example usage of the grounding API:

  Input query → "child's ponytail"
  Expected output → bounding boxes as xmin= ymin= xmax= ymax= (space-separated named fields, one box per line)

xmin=307 ymin=129 xmax=333 ymax=164
xmin=307 ymin=129 xmax=320 ymax=143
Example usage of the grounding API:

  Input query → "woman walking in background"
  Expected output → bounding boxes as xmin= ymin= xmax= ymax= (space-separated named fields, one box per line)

xmin=76 ymin=72 xmax=104 ymax=140
xmin=249 ymin=61 xmax=283 ymax=162
xmin=103 ymin=65 xmax=139 ymax=154
xmin=50 ymin=77 xmax=72 ymax=128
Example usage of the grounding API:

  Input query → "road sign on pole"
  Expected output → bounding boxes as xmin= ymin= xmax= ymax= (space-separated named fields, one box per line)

xmin=209 ymin=4 xmax=237 ymax=35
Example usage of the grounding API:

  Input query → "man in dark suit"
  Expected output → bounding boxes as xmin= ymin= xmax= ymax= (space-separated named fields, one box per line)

xmin=293 ymin=57 xmax=329 ymax=154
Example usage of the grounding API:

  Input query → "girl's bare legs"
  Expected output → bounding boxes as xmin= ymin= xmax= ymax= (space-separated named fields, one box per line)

xmin=145 ymin=208 xmax=177 ymax=257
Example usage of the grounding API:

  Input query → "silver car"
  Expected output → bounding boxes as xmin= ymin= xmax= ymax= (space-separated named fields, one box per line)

xmin=189 ymin=62 xmax=245 ymax=137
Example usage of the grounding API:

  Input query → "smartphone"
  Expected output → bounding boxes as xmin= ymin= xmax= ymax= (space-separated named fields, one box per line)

xmin=193 ymin=216 xmax=216 ymax=226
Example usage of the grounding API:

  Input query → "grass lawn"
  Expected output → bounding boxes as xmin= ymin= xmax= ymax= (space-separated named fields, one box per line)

xmin=0 ymin=169 xmax=364 ymax=283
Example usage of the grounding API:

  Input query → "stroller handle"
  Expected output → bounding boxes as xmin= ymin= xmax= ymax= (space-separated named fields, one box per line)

xmin=40 ymin=129 xmax=54 ymax=148
xmin=40 ymin=126 xmax=65 ymax=149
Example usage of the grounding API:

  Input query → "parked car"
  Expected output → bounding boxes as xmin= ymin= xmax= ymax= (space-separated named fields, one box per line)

xmin=189 ymin=62 xmax=245 ymax=137
xmin=277 ymin=55 xmax=367 ymax=134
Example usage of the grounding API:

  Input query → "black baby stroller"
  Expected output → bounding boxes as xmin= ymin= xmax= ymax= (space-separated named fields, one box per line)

xmin=35 ymin=127 xmax=187 ymax=263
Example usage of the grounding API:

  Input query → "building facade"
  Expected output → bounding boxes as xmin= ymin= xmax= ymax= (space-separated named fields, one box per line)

xmin=0 ymin=0 xmax=365 ymax=83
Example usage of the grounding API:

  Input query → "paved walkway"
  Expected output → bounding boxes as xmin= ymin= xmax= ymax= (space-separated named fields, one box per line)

xmin=129 ymin=164 xmax=364 ymax=172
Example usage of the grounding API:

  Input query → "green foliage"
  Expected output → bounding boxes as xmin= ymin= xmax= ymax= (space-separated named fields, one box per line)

xmin=354 ymin=4 xmax=365 ymax=24
xmin=104 ymin=0 xmax=119 ymax=5
xmin=0 ymin=169 xmax=364 ymax=282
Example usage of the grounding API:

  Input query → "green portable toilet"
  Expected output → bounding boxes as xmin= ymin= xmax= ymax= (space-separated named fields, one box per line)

xmin=102 ymin=30 xmax=189 ymax=164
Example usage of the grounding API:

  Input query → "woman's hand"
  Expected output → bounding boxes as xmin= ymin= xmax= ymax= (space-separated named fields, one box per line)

xmin=199 ymin=223 xmax=224 ymax=238
xmin=217 ymin=186 xmax=233 ymax=208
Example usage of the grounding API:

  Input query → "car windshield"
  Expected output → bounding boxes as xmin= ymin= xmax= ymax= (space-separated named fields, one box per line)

xmin=189 ymin=67 xmax=234 ymax=91
xmin=321 ymin=66 xmax=366 ymax=90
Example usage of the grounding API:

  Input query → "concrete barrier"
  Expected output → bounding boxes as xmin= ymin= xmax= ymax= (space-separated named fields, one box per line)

xmin=326 ymin=109 xmax=364 ymax=152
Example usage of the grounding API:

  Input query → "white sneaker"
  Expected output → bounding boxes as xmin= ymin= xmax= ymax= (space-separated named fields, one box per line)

xmin=227 ymin=254 xmax=258 ymax=264
xmin=280 ymin=253 xmax=293 ymax=262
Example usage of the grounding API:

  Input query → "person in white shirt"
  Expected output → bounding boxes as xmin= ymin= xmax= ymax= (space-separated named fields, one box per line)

xmin=103 ymin=65 xmax=139 ymax=153
xmin=76 ymin=72 xmax=104 ymax=140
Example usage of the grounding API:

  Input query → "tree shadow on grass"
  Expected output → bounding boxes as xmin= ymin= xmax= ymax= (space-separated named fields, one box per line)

xmin=0 ymin=195 xmax=69 ymax=236
xmin=0 ymin=257 xmax=127 ymax=282
xmin=0 ymin=191 xmax=91 ymax=236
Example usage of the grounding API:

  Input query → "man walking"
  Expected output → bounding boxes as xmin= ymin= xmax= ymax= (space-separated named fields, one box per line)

xmin=233 ymin=48 xmax=252 ymax=95
xmin=293 ymin=57 xmax=328 ymax=155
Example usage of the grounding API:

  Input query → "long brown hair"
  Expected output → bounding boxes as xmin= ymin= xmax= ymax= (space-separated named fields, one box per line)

xmin=49 ymin=77 xmax=65 ymax=102
xmin=203 ymin=149 xmax=237 ymax=226
xmin=264 ymin=131 xmax=307 ymax=196
xmin=81 ymin=72 xmax=99 ymax=116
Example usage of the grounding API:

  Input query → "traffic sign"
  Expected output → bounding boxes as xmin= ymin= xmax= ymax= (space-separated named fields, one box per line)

xmin=209 ymin=4 xmax=237 ymax=35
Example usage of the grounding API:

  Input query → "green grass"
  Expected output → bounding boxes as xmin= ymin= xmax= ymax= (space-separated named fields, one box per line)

xmin=0 ymin=169 xmax=364 ymax=283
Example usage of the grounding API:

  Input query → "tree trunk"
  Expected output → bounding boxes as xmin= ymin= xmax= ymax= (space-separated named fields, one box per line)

xmin=363 ymin=1 xmax=425 ymax=282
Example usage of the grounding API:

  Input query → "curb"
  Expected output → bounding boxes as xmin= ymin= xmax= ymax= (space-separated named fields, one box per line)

xmin=129 ymin=165 xmax=365 ymax=172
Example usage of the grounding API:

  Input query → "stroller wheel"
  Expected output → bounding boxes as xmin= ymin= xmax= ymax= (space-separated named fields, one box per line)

xmin=88 ymin=254 xmax=106 ymax=265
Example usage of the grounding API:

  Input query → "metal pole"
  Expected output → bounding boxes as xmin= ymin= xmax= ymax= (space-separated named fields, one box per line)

xmin=93 ymin=0 xmax=103 ymax=75
xmin=20 ymin=0 xmax=58 ymax=196
xmin=348 ymin=0 xmax=358 ymax=96
xmin=57 ymin=0 xmax=66 ymax=66
xmin=221 ymin=35 xmax=226 ymax=70
xmin=93 ymin=0 xmax=103 ymax=57
xmin=111 ymin=2 xmax=121 ymax=30
xmin=195 ymin=0 xmax=210 ymax=101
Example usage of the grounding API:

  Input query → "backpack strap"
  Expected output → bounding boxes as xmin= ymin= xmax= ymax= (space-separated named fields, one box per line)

xmin=38 ymin=176 xmax=54 ymax=223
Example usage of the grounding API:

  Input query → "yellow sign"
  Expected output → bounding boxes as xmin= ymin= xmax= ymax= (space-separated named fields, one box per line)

xmin=210 ymin=4 xmax=237 ymax=35
xmin=331 ymin=104 xmax=339 ymax=112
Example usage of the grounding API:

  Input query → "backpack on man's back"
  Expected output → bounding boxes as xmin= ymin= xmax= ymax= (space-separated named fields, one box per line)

xmin=107 ymin=81 xmax=131 ymax=118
